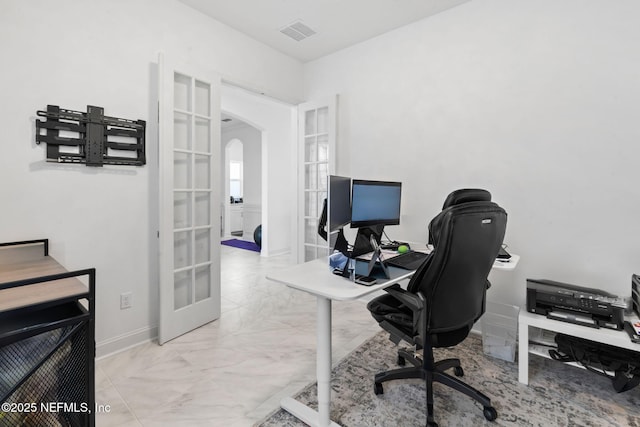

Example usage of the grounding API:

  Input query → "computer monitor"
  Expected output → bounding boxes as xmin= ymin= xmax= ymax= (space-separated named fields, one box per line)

xmin=317 ymin=175 xmax=351 ymax=256
xmin=328 ymin=175 xmax=351 ymax=231
xmin=350 ymin=180 xmax=402 ymax=228
xmin=350 ymin=179 xmax=402 ymax=257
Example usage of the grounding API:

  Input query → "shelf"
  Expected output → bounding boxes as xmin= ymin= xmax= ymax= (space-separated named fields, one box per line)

xmin=0 ymin=301 xmax=88 ymax=343
xmin=518 ymin=308 xmax=640 ymax=385
xmin=0 ymin=244 xmax=89 ymax=314
xmin=529 ymin=340 xmax=620 ymax=377
xmin=520 ymin=310 xmax=638 ymax=352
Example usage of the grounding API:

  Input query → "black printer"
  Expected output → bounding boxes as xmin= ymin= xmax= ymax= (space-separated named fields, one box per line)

xmin=526 ymin=279 xmax=627 ymax=330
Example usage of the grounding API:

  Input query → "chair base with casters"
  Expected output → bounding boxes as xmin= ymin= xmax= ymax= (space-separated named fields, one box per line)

xmin=372 ymin=342 xmax=497 ymax=427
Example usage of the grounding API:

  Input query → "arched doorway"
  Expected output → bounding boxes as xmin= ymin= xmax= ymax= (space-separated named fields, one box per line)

xmin=221 ymin=114 xmax=262 ymax=244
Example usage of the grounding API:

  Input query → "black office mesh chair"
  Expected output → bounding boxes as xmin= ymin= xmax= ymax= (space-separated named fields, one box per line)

xmin=367 ymin=191 xmax=507 ymax=427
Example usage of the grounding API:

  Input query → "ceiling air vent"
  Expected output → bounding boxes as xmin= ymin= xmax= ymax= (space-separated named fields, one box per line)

xmin=280 ymin=20 xmax=316 ymax=42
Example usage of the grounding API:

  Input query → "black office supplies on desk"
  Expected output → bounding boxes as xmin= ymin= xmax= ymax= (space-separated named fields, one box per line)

xmin=385 ymin=250 xmax=430 ymax=270
xmin=332 ymin=267 xmax=377 ymax=286
xmin=380 ymin=241 xmax=410 ymax=251
xmin=380 ymin=242 xmax=400 ymax=250
xmin=497 ymin=246 xmax=511 ymax=261
xmin=526 ymin=279 xmax=627 ymax=330
xmin=355 ymin=274 xmax=377 ymax=286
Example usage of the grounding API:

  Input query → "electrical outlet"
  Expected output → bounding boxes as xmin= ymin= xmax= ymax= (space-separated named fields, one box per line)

xmin=120 ymin=292 xmax=133 ymax=309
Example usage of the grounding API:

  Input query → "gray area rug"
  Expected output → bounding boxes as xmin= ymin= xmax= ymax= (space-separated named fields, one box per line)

xmin=255 ymin=332 xmax=640 ymax=426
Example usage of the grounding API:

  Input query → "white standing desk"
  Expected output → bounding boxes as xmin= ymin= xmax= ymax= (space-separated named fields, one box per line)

xmin=266 ymin=258 xmax=414 ymax=427
xmin=266 ymin=253 xmax=519 ymax=427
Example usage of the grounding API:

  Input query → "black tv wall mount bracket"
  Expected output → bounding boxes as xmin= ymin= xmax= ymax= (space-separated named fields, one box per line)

xmin=36 ymin=104 xmax=146 ymax=167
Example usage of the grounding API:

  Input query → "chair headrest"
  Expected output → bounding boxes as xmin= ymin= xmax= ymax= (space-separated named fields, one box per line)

xmin=442 ymin=189 xmax=491 ymax=210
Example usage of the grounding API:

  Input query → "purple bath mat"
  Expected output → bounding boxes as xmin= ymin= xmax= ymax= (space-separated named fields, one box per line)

xmin=221 ymin=238 xmax=261 ymax=252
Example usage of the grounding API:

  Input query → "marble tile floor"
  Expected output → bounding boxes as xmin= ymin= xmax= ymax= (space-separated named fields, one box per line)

xmin=95 ymin=245 xmax=382 ymax=427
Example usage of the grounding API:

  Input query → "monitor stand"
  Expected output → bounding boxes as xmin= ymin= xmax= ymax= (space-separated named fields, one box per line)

xmin=351 ymin=225 xmax=385 ymax=258
xmin=331 ymin=228 xmax=349 ymax=257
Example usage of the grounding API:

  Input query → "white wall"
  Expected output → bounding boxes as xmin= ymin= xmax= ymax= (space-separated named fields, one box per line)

xmin=304 ymin=0 xmax=640 ymax=306
xmin=0 ymin=0 xmax=302 ymax=355
xmin=221 ymin=85 xmax=297 ymax=258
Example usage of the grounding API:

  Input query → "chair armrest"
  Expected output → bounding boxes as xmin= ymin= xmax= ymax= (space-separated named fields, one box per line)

xmin=384 ymin=284 xmax=424 ymax=313
xmin=384 ymin=284 xmax=427 ymax=339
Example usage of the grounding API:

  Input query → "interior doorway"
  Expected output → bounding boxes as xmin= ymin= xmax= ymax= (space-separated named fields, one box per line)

xmin=221 ymin=83 xmax=297 ymax=259
xmin=221 ymin=114 xmax=261 ymax=243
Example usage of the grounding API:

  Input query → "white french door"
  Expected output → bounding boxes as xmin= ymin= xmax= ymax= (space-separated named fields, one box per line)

xmin=297 ymin=96 xmax=337 ymax=263
xmin=158 ymin=54 xmax=221 ymax=344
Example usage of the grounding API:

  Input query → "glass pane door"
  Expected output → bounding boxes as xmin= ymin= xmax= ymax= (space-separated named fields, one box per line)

xmin=173 ymin=72 xmax=214 ymax=308
xmin=159 ymin=54 xmax=221 ymax=344
xmin=298 ymin=98 xmax=336 ymax=262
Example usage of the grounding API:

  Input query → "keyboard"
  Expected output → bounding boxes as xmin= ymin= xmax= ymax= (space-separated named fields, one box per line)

xmin=385 ymin=251 xmax=430 ymax=270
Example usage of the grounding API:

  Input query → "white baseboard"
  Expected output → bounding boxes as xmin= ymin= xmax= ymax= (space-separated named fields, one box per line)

xmin=263 ymin=247 xmax=290 ymax=257
xmin=96 ymin=325 xmax=157 ymax=359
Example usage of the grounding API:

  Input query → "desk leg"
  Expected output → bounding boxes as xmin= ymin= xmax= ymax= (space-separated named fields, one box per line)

xmin=280 ymin=296 xmax=340 ymax=427
xmin=518 ymin=317 xmax=529 ymax=385
xmin=316 ymin=296 xmax=333 ymax=425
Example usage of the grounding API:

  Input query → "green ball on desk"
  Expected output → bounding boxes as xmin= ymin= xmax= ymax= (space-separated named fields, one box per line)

xmin=398 ymin=245 xmax=410 ymax=254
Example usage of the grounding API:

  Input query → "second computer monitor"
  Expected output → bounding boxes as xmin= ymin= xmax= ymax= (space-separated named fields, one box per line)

xmin=350 ymin=179 xmax=402 ymax=228
xmin=328 ymin=175 xmax=352 ymax=232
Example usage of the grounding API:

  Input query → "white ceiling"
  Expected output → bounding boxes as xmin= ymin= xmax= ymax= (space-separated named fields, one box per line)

xmin=178 ymin=0 xmax=471 ymax=62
